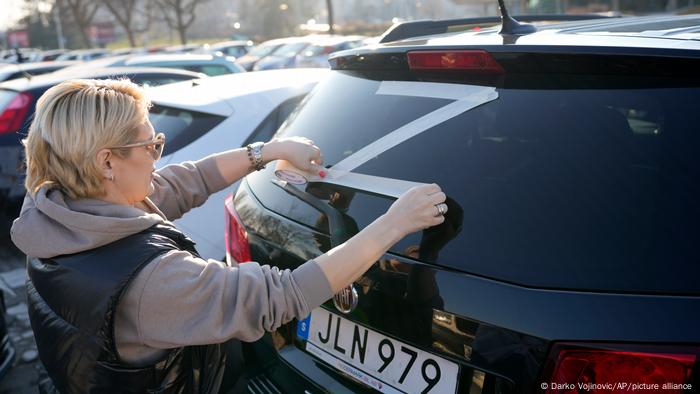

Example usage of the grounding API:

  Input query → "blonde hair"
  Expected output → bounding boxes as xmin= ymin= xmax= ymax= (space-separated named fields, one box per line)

xmin=23 ymin=79 xmax=151 ymax=199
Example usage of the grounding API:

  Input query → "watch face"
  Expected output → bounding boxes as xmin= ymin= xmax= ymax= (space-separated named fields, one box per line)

xmin=250 ymin=142 xmax=264 ymax=169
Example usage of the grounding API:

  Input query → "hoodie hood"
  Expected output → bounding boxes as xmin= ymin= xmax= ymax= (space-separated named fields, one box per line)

xmin=11 ymin=186 xmax=165 ymax=259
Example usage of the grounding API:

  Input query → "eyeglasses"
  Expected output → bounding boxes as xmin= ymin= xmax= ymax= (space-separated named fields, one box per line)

xmin=110 ymin=132 xmax=166 ymax=160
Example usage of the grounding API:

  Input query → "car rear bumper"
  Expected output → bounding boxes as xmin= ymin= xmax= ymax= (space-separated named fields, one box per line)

xmin=245 ymin=344 xmax=369 ymax=394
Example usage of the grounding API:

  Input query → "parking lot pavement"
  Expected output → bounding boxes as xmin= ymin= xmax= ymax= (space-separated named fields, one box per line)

xmin=0 ymin=236 xmax=45 ymax=394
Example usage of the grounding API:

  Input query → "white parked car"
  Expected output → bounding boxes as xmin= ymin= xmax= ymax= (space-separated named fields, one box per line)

xmin=147 ymin=68 xmax=329 ymax=259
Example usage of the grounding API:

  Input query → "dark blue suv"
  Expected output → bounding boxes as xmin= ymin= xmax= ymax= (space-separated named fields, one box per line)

xmin=226 ymin=12 xmax=700 ymax=394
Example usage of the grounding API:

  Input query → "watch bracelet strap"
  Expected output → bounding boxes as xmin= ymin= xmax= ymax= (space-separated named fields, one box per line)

xmin=246 ymin=143 xmax=266 ymax=171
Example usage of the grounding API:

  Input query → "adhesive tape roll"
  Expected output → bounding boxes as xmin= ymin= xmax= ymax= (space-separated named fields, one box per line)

xmin=274 ymin=160 xmax=313 ymax=185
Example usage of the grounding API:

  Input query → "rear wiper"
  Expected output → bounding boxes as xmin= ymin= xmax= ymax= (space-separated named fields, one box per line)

xmin=270 ymin=179 xmax=355 ymax=247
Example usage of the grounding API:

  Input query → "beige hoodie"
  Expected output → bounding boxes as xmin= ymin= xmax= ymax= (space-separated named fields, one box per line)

xmin=11 ymin=155 xmax=332 ymax=366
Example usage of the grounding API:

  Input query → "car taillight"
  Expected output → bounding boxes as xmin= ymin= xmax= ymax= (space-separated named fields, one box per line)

xmin=539 ymin=342 xmax=697 ymax=393
xmin=407 ymin=50 xmax=504 ymax=74
xmin=224 ymin=193 xmax=252 ymax=264
xmin=322 ymin=46 xmax=335 ymax=55
xmin=0 ymin=92 xmax=32 ymax=134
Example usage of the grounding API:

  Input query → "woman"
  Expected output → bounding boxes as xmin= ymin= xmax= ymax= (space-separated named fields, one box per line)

xmin=11 ymin=79 xmax=447 ymax=393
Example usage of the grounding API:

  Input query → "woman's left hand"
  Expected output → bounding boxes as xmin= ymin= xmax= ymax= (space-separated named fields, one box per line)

xmin=265 ymin=137 xmax=326 ymax=177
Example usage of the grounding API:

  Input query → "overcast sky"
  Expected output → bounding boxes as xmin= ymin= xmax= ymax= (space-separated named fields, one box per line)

xmin=0 ymin=0 xmax=26 ymax=31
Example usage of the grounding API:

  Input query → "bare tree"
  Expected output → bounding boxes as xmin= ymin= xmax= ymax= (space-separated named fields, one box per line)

xmin=135 ymin=0 xmax=157 ymax=46
xmin=612 ymin=0 xmax=620 ymax=12
xmin=101 ymin=0 xmax=139 ymax=46
xmin=61 ymin=0 xmax=100 ymax=48
xmin=154 ymin=0 xmax=208 ymax=44
xmin=326 ymin=0 xmax=334 ymax=34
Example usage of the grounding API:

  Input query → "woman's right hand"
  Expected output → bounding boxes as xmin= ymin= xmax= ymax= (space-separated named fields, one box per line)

xmin=383 ymin=183 xmax=447 ymax=237
xmin=314 ymin=183 xmax=447 ymax=293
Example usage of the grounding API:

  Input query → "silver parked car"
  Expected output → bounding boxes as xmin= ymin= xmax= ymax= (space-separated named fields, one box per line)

xmin=238 ymin=36 xmax=325 ymax=71
xmin=197 ymin=40 xmax=254 ymax=58
xmin=252 ymin=40 xmax=313 ymax=71
xmin=294 ymin=35 xmax=369 ymax=68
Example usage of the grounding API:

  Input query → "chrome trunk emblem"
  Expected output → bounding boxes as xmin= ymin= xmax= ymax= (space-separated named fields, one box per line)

xmin=333 ymin=284 xmax=359 ymax=314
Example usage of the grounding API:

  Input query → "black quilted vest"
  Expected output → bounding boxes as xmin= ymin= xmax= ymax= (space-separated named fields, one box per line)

xmin=26 ymin=223 xmax=228 ymax=393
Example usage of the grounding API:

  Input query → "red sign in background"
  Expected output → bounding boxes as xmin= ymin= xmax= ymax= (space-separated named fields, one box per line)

xmin=7 ymin=30 xmax=29 ymax=47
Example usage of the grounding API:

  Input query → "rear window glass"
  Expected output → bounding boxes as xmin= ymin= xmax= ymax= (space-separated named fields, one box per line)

xmin=222 ymin=47 xmax=247 ymax=57
xmin=303 ymin=45 xmax=329 ymax=57
xmin=89 ymin=51 xmax=109 ymax=60
xmin=253 ymin=71 xmax=700 ymax=295
xmin=131 ymin=74 xmax=196 ymax=87
xmin=148 ymin=104 xmax=226 ymax=155
xmin=25 ymin=67 xmax=61 ymax=77
xmin=248 ymin=44 xmax=279 ymax=58
xmin=5 ymin=72 xmax=25 ymax=80
xmin=194 ymin=65 xmax=229 ymax=76
xmin=0 ymin=90 xmax=18 ymax=111
xmin=274 ymin=42 xmax=307 ymax=57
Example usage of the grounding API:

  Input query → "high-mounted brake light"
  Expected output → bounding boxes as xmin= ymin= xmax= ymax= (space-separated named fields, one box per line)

xmin=407 ymin=50 xmax=504 ymax=74
xmin=539 ymin=342 xmax=697 ymax=394
xmin=224 ymin=193 xmax=252 ymax=264
xmin=0 ymin=92 xmax=32 ymax=134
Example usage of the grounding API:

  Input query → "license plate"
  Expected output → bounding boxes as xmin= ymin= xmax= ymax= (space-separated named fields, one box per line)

xmin=297 ymin=307 xmax=459 ymax=394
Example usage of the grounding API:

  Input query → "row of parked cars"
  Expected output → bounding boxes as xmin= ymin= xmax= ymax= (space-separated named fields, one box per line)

xmin=237 ymin=34 xmax=370 ymax=71
xmin=0 ymin=35 xmax=371 ymax=85
xmin=2 ymin=11 xmax=700 ymax=393
xmin=0 ymin=40 xmax=254 ymax=64
xmin=1 ymin=34 xmax=370 ymax=70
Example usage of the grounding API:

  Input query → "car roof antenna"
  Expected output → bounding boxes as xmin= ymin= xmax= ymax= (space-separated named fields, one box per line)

xmin=497 ymin=0 xmax=537 ymax=35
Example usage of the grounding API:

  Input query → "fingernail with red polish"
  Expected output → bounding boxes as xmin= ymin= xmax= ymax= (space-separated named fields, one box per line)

xmin=319 ymin=170 xmax=326 ymax=178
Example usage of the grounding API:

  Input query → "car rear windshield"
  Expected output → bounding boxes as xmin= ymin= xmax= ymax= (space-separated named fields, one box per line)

xmin=274 ymin=42 xmax=308 ymax=57
xmin=251 ymin=70 xmax=700 ymax=295
xmin=247 ymin=44 xmax=279 ymax=58
xmin=148 ymin=104 xmax=226 ymax=155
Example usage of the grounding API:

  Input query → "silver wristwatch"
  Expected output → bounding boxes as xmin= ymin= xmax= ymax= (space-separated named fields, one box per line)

xmin=246 ymin=141 xmax=266 ymax=171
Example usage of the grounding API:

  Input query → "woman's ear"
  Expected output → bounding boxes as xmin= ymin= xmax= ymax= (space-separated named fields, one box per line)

xmin=96 ymin=148 xmax=113 ymax=178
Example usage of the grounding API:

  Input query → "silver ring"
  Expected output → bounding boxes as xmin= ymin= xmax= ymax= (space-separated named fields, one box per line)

xmin=434 ymin=203 xmax=446 ymax=217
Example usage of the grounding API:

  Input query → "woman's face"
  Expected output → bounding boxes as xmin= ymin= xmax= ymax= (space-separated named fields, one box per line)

xmin=111 ymin=120 xmax=158 ymax=205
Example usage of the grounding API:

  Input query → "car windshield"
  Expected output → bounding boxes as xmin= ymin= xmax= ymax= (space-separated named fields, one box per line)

xmin=253 ymin=70 xmax=700 ymax=295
